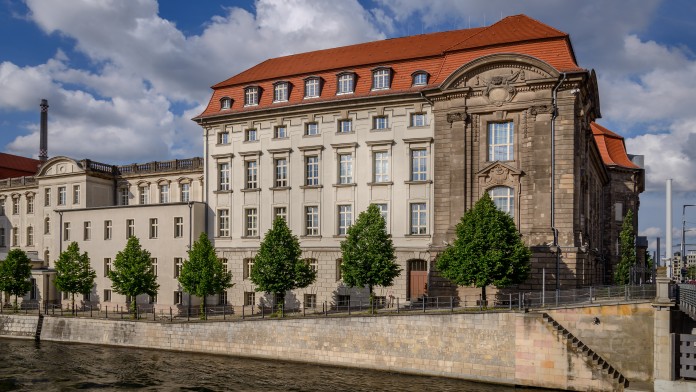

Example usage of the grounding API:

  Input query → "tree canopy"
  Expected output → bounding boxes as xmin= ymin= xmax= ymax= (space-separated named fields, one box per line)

xmin=340 ymin=204 xmax=400 ymax=300
xmin=178 ymin=232 xmax=232 ymax=318
xmin=0 ymin=248 xmax=33 ymax=310
xmin=108 ymin=236 xmax=159 ymax=316
xmin=54 ymin=242 xmax=96 ymax=311
xmin=614 ymin=209 xmax=636 ymax=285
xmin=251 ymin=217 xmax=316 ymax=309
xmin=436 ymin=193 xmax=531 ymax=299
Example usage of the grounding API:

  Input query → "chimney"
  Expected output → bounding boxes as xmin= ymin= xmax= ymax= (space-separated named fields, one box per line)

xmin=39 ymin=99 xmax=48 ymax=162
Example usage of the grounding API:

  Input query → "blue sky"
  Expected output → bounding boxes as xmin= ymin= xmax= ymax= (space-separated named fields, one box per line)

xmin=1 ymin=0 xmax=695 ymax=256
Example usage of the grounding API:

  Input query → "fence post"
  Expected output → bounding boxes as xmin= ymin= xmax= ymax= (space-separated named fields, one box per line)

xmin=324 ymin=301 xmax=327 ymax=317
xmin=397 ymin=297 xmax=400 ymax=314
xmin=450 ymin=296 xmax=453 ymax=313
xmin=281 ymin=303 xmax=284 ymax=318
xmin=223 ymin=305 xmax=226 ymax=321
xmin=436 ymin=296 xmax=439 ymax=310
xmin=90 ymin=306 xmax=92 ymax=318
xmin=509 ymin=294 xmax=512 ymax=310
xmin=479 ymin=294 xmax=483 ymax=311
xmin=242 ymin=305 xmax=245 ymax=320
xmin=262 ymin=303 xmax=265 ymax=319
xmin=423 ymin=296 xmax=426 ymax=313
xmin=349 ymin=302 xmax=352 ymax=316
xmin=625 ymin=285 xmax=628 ymax=301
xmin=371 ymin=299 xmax=374 ymax=315
xmin=555 ymin=290 xmax=559 ymax=307
xmin=589 ymin=287 xmax=593 ymax=304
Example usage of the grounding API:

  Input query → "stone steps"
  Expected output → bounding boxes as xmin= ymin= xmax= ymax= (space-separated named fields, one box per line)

xmin=541 ymin=313 xmax=630 ymax=390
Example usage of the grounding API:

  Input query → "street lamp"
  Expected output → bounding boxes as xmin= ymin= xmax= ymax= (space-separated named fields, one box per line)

xmin=681 ymin=204 xmax=696 ymax=282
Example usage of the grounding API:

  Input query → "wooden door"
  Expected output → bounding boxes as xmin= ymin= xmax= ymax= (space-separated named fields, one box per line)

xmin=409 ymin=260 xmax=428 ymax=300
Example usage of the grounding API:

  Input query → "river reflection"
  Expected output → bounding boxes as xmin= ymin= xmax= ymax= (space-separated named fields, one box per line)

xmin=0 ymin=338 xmax=554 ymax=391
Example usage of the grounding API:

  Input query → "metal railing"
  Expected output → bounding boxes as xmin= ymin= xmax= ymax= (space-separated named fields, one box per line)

xmin=678 ymin=284 xmax=696 ymax=320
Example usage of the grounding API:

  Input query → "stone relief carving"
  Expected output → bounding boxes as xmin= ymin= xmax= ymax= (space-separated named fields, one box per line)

xmin=483 ymin=70 xmax=522 ymax=106
xmin=477 ymin=161 xmax=523 ymax=193
xmin=529 ymin=105 xmax=553 ymax=116
xmin=446 ymin=111 xmax=468 ymax=124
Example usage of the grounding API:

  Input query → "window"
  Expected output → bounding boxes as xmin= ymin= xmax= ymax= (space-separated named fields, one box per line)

xmin=83 ymin=221 xmax=91 ymax=241
xmin=104 ymin=220 xmax=112 ymax=240
xmin=151 ymin=258 xmax=158 ymax=277
xmin=373 ymin=152 xmax=389 ymax=183
xmin=372 ymin=68 xmax=390 ymax=90
xmin=0 ymin=228 xmax=4 ymax=247
xmin=338 ymin=154 xmax=353 ymax=184
xmin=337 ymin=73 xmax=354 ymax=94
xmin=243 ymin=258 xmax=254 ymax=279
xmin=218 ymin=209 xmax=229 ymax=237
xmin=73 ymin=185 xmax=80 ymax=205
xmin=373 ymin=116 xmax=389 ymax=130
xmin=174 ymin=258 xmax=183 ymax=278
xmin=63 ymin=222 xmax=71 ymax=241
xmin=488 ymin=121 xmax=514 ymax=161
xmin=218 ymin=130 xmax=229 ymax=144
xmin=335 ymin=258 xmax=343 ymax=281
xmin=274 ymin=206 xmax=287 ymax=221
xmin=139 ymin=185 xmax=149 ymax=204
xmin=410 ymin=113 xmax=426 ymax=127
xmin=174 ymin=217 xmax=184 ymax=238
xmin=220 ymin=97 xmax=231 ymax=110
xmin=306 ymin=122 xmax=319 ymax=136
xmin=305 ymin=206 xmax=319 ymax=236
xmin=410 ymin=203 xmax=427 ymax=235
xmin=246 ymin=161 xmax=258 ymax=189
xmin=412 ymin=72 xmax=428 ymax=85
xmin=12 ymin=198 xmax=19 ymax=215
xmin=180 ymin=183 xmax=190 ymax=202
xmin=411 ymin=149 xmax=427 ymax=181
xmin=26 ymin=226 xmax=34 ymax=246
xmin=44 ymin=217 xmax=51 ymax=235
xmin=244 ymin=291 xmax=255 ymax=306
xmin=244 ymin=86 xmax=258 ymax=106
xmin=58 ymin=186 xmax=66 ymax=205
xmin=615 ymin=202 xmax=623 ymax=222
xmin=104 ymin=289 xmax=111 ymax=302
xmin=11 ymin=227 xmax=18 ymax=246
xmin=0 ymin=201 xmax=3 ymax=216
xmin=245 ymin=208 xmax=258 ymax=237
xmin=174 ymin=291 xmax=183 ymax=305
xmin=274 ymin=126 xmax=287 ymax=139
xmin=149 ymin=218 xmax=158 ymax=239
xmin=304 ymin=294 xmax=317 ymax=308
xmin=126 ymin=219 xmax=135 ymax=238
xmin=338 ymin=119 xmax=352 ymax=133
xmin=273 ymin=82 xmax=288 ymax=102
xmin=218 ymin=163 xmax=230 ymax=191
xmin=27 ymin=195 xmax=34 ymax=214
xmin=338 ymin=205 xmax=352 ymax=235
xmin=275 ymin=159 xmax=288 ymax=187
xmin=305 ymin=78 xmax=320 ymax=98
xmin=306 ymin=156 xmax=319 ymax=186
xmin=220 ymin=258 xmax=229 ymax=273
xmin=376 ymin=203 xmax=388 ymax=223
xmin=44 ymin=188 xmax=51 ymax=206
xmin=218 ymin=291 xmax=228 ymax=305
xmin=159 ymin=184 xmax=169 ymax=203
xmin=119 ymin=187 xmax=129 ymax=205
xmin=104 ymin=258 xmax=112 ymax=277
xmin=490 ymin=186 xmax=514 ymax=216
xmin=245 ymin=128 xmax=258 ymax=141
xmin=337 ymin=295 xmax=350 ymax=307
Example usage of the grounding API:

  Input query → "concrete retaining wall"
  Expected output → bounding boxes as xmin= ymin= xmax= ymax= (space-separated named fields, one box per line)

xmin=0 ymin=314 xmax=38 ymax=339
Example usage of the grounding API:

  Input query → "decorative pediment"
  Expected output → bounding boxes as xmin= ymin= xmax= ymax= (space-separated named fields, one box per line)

xmin=36 ymin=156 xmax=85 ymax=177
xmin=177 ymin=177 xmax=192 ymax=184
xmin=477 ymin=161 xmax=523 ymax=190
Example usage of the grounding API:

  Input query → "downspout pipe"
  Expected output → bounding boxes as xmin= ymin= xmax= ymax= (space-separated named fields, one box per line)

xmin=551 ymin=72 xmax=567 ymax=291
xmin=203 ymin=126 xmax=210 ymax=236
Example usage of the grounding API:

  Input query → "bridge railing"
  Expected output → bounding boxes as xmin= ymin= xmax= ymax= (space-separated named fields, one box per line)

xmin=678 ymin=284 xmax=696 ymax=320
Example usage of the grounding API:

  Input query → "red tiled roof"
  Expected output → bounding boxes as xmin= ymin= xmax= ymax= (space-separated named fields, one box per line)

xmin=591 ymin=122 xmax=641 ymax=169
xmin=0 ymin=152 xmax=41 ymax=179
xmin=196 ymin=14 xmax=583 ymax=120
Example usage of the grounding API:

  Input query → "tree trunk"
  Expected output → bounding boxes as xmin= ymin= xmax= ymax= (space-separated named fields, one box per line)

xmin=130 ymin=295 xmax=137 ymax=319
xmin=72 ymin=292 xmax=75 ymax=315
xmin=481 ymin=285 xmax=487 ymax=308
xmin=201 ymin=295 xmax=207 ymax=320
xmin=368 ymin=284 xmax=374 ymax=305
xmin=276 ymin=292 xmax=285 ymax=316
xmin=13 ymin=295 xmax=18 ymax=313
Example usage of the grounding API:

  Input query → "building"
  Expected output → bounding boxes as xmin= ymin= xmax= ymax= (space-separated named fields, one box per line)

xmin=194 ymin=14 xmax=644 ymax=307
xmin=0 ymin=153 xmax=41 ymax=179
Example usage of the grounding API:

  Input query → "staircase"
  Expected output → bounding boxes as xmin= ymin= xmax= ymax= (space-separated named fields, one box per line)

xmin=541 ymin=313 xmax=630 ymax=390
xmin=35 ymin=314 xmax=44 ymax=341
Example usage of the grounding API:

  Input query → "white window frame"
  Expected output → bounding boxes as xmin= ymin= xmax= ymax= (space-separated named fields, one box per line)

xmin=149 ymin=218 xmax=158 ymax=239
xmin=274 ymin=125 xmax=287 ymax=139
xmin=218 ymin=130 xmax=229 ymax=144
xmin=246 ymin=160 xmax=258 ymax=189
xmin=44 ymin=188 xmax=51 ymax=206
xmin=104 ymin=220 xmax=112 ymax=240
xmin=410 ymin=149 xmax=428 ymax=181
xmin=104 ymin=258 xmax=112 ymax=277
xmin=273 ymin=82 xmax=288 ymax=102
xmin=174 ymin=217 xmax=184 ymax=238
xmin=26 ymin=226 xmax=34 ymax=246
xmin=410 ymin=203 xmax=427 ymax=235
xmin=488 ymin=121 xmax=514 ymax=161
xmin=306 ymin=122 xmax=319 ymax=136
xmin=126 ymin=219 xmax=135 ymax=238
xmin=218 ymin=163 xmax=230 ymax=191
xmin=220 ymin=97 xmax=231 ymax=110
xmin=180 ymin=183 xmax=190 ymax=202
xmin=174 ymin=258 xmax=183 ymax=278
xmin=275 ymin=158 xmax=288 ymax=187
xmin=373 ymin=151 xmax=390 ymax=183
xmin=63 ymin=222 xmax=70 ymax=241
xmin=305 ymin=206 xmax=319 ymax=236
xmin=374 ymin=116 xmax=389 ymax=130
xmin=410 ymin=113 xmax=426 ymax=127
xmin=73 ymin=185 xmax=80 ymax=205
xmin=245 ymin=208 xmax=258 ymax=237
xmin=139 ymin=185 xmax=149 ymax=204
xmin=159 ymin=183 xmax=169 ymax=203
xmin=58 ymin=186 xmax=66 ymax=206
xmin=119 ymin=187 xmax=129 ymax=206
xmin=337 ymin=73 xmax=354 ymax=94
xmin=306 ymin=156 xmax=319 ymax=186
xmin=274 ymin=206 xmax=287 ymax=221
xmin=338 ymin=119 xmax=352 ymax=133
xmin=338 ymin=154 xmax=353 ymax=184
xmin=305 ymin=78 xmax=320 ymax=98
xmin=372 ymin=68 xmax=390 ymax=90
xmin=337 ymin=205 xmax=352 ymax=236
xmin=83 ymin=221 xmax=91 ymax=241
xmin=244 ymin=87 xmax=259 ymax=106
xmin=245 ymin=128 xmax=258 ymax=141
xmin=490 ymin=186 xmax=515 ymax=216
xmin=412 ymin=72 xmax=428 ymax=86
xmin=218 ymin=209 xmax=230 ymax=237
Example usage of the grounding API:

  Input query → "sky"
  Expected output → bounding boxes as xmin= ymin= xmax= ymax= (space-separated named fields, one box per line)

xmin=1 ymin=0 xmax=695 ymax=258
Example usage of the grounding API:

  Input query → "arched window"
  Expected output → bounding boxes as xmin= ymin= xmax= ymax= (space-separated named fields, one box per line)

xmin=412 ymin=71 xmax=428 ymax=86
xmin=44 ymin=216 xmax=51 ymax=234
xmin=220 ymin=97 xmax=232 ymax=110
xmin=489 ymin=186 xmax=514 ymax=216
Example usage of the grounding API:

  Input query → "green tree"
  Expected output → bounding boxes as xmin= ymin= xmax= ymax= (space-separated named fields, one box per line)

xmin=614 ymin=209 xmax=636 ymax=285
xmin=251 ymin=217 xmax=316 ymax=311
xmin=54 ymin=242 xmax=96 ymax=312
xmin=436 ymin=193 xmax=531 ymax=300
xmin=108 ymin=236 xmax=159 ymax=317
xmin=0 ymin=249 xmax=33 ymax=311
xmin=340 ymin=204 xmax=401 ymax=302
xmin=178 ymin=232 xmax=233 ymax=319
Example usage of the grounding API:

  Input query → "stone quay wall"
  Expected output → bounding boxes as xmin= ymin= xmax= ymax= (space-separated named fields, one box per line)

xmin=0 ymin=314 xmax=38 ymax=339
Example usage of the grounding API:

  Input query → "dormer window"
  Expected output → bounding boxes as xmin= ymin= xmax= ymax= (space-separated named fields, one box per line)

xmin=337 ymin=73 xmax=355 ymax=94
xmin=273 ymin=82 xmax=289 ymax=102
xmin=372 ymin=67 xmax=391 ymax=90
xmin=412 ymin=71 xmax=429 ymax=86
xmin=244 ymin=86 xmax=259 ymax=106
xmin=304 ymin=77 xmax=320 ymax=98
xmin=220 ymin=97 xmax=232 ymax=110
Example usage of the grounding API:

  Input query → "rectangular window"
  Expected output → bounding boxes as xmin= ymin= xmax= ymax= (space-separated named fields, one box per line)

xmin=149 ymin=218 xmax=158 ymax=239
xmin=410 ymin=203 xmax=427 ymax=235
xmin=335 ymin=258 xmax=343 ymax=281
xmin=275 ymin=159 xmax=288 ymax=187
xmin=26 ymin=226 xmax=34 ymax=246
xmin=338 ymin=119 xmax=352 ymax=133
xmin=374 ymin=116 xmax=389 ymax=130
xmin=180 ymin=183 xmax=190 ymax=202
xmin=104 ymin=258 xmax=112 ymax=277
xmin=0 ymin=228 xmax=5 ymax=247
xmin=220 ymin=258 xmax=229 ymax=273
xmin=218 ymin=209 xmax=229 ymax=237
xmin=273 ymin=83 xmax=288 ymax=102
xmin=306 ymin=122 xmax=319 ymax=136
xmin=44 ymin=188 xmax=51 ymax=206
xmin=305 ymin=206 xmax=319 ymax=236
xmin=338 ymin=154 xmax=353 ymax=184
xmin=243 ymin=258 xmax=254 ymax=280
xmin=246 ymin=161 xmax=258 ymax=189
xmin=119 ymin=188 xmax=129 ymax=206
xmin=103 ymin=289 xmax=111 ymax=302
xmin=0 ymin=201 xmax=4 ymax=216
xmin=305 ymin=156 xmax=319 ymax=186
xmin=174 ymin=217 xmax=184 ymax=238
xmin=274 ymin=206 xmax=287 ymax=222
xmin=338 ymin=205 xmax=352 ymax=235
xmin=337 ymin=74 xmax=354 ymax=94
xmin=12 ymin=198 xmax=19 ymax=215
xmin=410 ymin=113 xmax=426 ymax=127
xmin=376 ymin=203 xmax=388 ymax=222
xmin=373 ymin=151 xmax=390 ymax=183
xmin=126 ymin=219 xmax=135 ymax=238
xmin=305 ymin=78 xmax=319 ymax=98
xmin=337 ymin=295 xmax=350 ymax=307
xmin=44 ymin=217 xmax=50 ymax=235
xmin=304 ymin=293 xmax=317 ymax=308
xmin=139 ymin=186 xmax=149 ymax=204
xmin=151 ymin=258 xmax=158 ymax=277
xmin=58 ymin=186 xmax=66 ymax=205
xmin=218 ymin=291 xmax=228 ymax=305
xmin=73 ymin=185 xmax=80 ymax=205
xmin=245 ymin=128 xmax=257 ymax=141
xmin=274 ymin=126 xmax=287 ymax=139
xmin=150 ymin=295 xmax=157 ymax=305
xmin=244 ymin=291 xmax=255 ymax=306
xmin=11 ymin=227 xmax=18 ymax=246
xmin=83 ymin=221 xmax=91 ymax=241
xmin=372 ymin=68 xmax=390 ymax=89
xmin=217 ymin=131 xmax=229 ymax=144
xmin=245 ymin=208 xmax=258 ymax=237
xmin=159 ymin=184 xmax=169 ymax=203
xmin=218 ymin=163 xmax=230 ymax=191
xmin=174 ymin=291 xmax=183 ymax=305
xmin=615 ymin=202 xmax=623 ymax=222
xmin=27 ymin=196 xmax=34 ymax=214
xmin=244 ymin=87 xmax=258 ymax=106
xmin=63 ymin=222 xmax=70 ymax=241
xmin=84 ymin=292 xmax=91 ymax=304
xmin=174 ymin=257 xmax=182 ymax=278
xmin=488 ymin=121 xmax=514 ymax=161
xmin=411 ymin=149 xmax=428 ymax=181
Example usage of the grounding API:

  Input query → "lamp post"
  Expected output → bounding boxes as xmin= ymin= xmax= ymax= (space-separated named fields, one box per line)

xmin=681 ymin=204 xmax=696 ymax=283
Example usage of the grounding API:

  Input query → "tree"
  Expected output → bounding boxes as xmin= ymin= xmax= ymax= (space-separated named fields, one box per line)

xmin=0 ymin=249 xmax=33 ymax=311
xmin=436 ymin=193 xmax=531 ymax=300
xmin=108 ymin=236 xmax=159 ymax=317
xmin=251 ymin=217 xmax=316 ymax=311
xmin=340 ymin=204 xmax=401 ymax=302
xmin=614 ymin=209 xmax=636 ymax=285
xmin=178 ymin=232 xmax=233 ymax=319
xmin=54 ymin=242 xmax=96 ymax=312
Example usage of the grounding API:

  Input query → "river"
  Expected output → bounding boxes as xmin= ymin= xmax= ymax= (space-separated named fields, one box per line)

xmin=0 ymin=338 xmax=554 ymax=391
